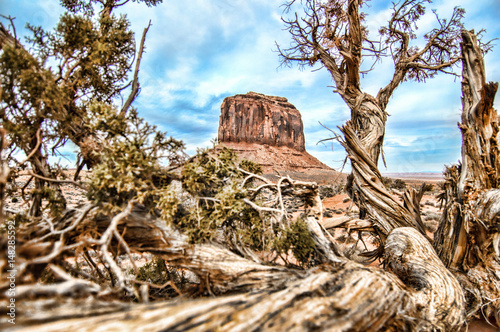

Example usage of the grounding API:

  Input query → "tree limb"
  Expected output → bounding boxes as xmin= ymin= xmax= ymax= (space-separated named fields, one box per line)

xmin=120 ymin=21 xmax=151 ymax=116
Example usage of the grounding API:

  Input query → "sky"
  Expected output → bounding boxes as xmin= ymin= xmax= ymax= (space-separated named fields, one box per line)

xmin=1 ymin=0 xmax=499 ymax=173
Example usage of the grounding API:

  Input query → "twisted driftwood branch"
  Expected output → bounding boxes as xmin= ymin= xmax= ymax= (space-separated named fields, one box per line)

xmin=5 ymin=227 xmax=465 ymax=331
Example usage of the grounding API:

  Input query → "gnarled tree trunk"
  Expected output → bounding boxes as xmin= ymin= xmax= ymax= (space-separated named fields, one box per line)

xmin=434 ymin=29 xmax=500 ymax=324
xmin=340 ymin=120 xmax=428 ymax=239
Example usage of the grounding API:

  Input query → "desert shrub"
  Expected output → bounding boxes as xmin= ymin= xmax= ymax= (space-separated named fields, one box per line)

xmin=320 ymin=183 xmax=346 ymax=199
xmin=319 ymin=186 xmax=336 ymax=199
xmin=422 ymin=183 xmax=434 ymax=192
xmin=382 ymin=177 xmax=408 ymax=190
xmin=324 ymin=209 xmax=334 ymax=218
xmin=272 ymin=218 xmax=316 ymax=267
xmin=391 ymin=179 xmax=407 ymax=190
xmin=382 ymin=177 xmax=393 ymax=189
xmin=136 ymin=257 xmax=170 ymax=285
xmin=424 ymin=212 xmax=441 ymax=221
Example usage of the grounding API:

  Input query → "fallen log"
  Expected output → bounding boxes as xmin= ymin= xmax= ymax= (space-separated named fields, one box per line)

xmin=3 ymin=227 xmax=465 ymax=331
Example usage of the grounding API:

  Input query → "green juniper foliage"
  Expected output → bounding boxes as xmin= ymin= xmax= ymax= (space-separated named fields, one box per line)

xmin=178 ymin=147 xmax=262 ymax=244
xmin=178 ymin=147 xmax=316 ymax=266
xmin=0 ymin=0 xmax=154 ymax=217
xmin=87 ymin=104 xmax=185 ymax=213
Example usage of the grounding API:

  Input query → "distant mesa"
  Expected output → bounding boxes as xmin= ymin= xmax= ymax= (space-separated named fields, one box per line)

xmin=218 ymin=91 xmax=305 ymax=151
xmin=217 ymin=91 xmax=332 ymax=173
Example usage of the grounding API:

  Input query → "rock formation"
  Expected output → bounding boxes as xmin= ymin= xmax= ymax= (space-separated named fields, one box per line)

xmin=218 ymin=92 xmax=305 ymax=151
xmin=218 ymin=92 xmax=333 ymax=174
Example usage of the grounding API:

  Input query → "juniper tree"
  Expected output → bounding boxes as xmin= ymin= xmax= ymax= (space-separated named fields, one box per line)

xmin=0 ymin=0 xmax=162 ymax=216
xmin=279 ymin=0 xmax=500 ymax=324
xmin=278 ymin=0 xmax=470 ymax=237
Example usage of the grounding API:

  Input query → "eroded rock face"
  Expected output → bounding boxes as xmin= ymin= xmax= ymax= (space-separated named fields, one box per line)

xmin=218 ymin=92 xmax=332 ymax=173
xmin=218 ymin=92 xmax=305 ymax=152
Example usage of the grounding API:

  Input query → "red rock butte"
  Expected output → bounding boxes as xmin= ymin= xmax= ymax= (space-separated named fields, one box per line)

xmin=218 ymin=92 xmax=332 ymax=173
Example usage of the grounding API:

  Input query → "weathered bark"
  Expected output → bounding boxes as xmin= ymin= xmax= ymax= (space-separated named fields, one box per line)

xmin=339 ymin=122 xmax=428 ymax=238
xmin=334 ymin=38 xmax=428 ymax=241
xmin=384 ymin=228 xmax=465 ymax=329
xmin=347 ymin=94 xmax=387 ymax=165
xmin=7 ymin=265 xmax=411 ymax=332
xmin=4 ymin=227 xmax=465 ymax=331
xmin=434 ymin=30 xmax=500 ymax=325
xmin=458 ymin=31 xmax=499 ymax=194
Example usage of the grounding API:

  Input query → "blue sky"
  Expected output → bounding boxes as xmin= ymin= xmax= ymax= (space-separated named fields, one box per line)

xmin=1 ymin=0 xmax=499 ymax=173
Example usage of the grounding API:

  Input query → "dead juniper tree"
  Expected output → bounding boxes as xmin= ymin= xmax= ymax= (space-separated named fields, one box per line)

xmin=433 ymin=30 xmax=500 ymax=324
xmin=278 ymin=0 xmax=500 ymax=326
xmin=277 ymin=0 xmax=468 ymax=239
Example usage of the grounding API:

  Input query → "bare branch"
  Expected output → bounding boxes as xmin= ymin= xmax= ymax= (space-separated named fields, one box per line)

xmin=27 ymin=170 xmax=89 ymax=190
xmin=16 ymin=128 xmax=42 ymax=166
xmin=120 ymin=21 xmax=151 ymax=116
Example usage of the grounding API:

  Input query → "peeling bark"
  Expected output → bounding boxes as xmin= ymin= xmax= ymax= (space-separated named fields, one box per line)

xmin=339 ymin=122 xmax=428 ymax=238
xmin=434 ymin=30 xmax=500 ymax=325
xmin=4 ymin=227 xmax=466 ymax=331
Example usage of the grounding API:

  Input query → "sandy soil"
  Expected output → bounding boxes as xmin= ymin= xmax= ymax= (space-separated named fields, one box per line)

xmin=4 ymin=170 xmax=90 ymax=213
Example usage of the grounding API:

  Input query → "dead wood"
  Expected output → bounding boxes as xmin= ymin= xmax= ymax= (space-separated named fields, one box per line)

xmin=0 ymin=168 xmax=467 ymax=331
xmin=434 ymin=30 xmax=500 ymax=325
xmin=4 ymin=227 xmax=466 ymax=331
xmin=339 ymin=122 xmax=428 ymax=239
xmin=120 ymin=21 xmax=151 ymax=116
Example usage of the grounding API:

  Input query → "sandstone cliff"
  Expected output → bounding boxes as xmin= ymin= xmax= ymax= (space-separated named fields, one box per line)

xmin=217 ymin=92 xmax=332 ymax=173
xmin=218 ymin=92 xmax=305 ymax=151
